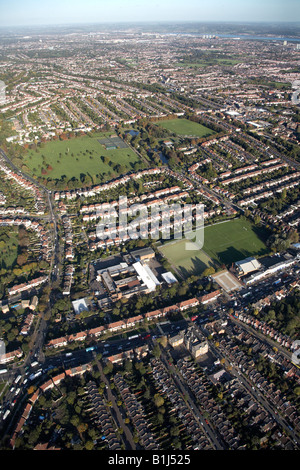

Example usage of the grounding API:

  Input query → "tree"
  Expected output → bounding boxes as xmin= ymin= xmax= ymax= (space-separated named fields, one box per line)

xmin=17 ymin=252 xmax=28 ymax=266
xmin=170 ymin=426 xmax=180 ymax=437
xmin=152 ymin=343 xmax=161 ymax=358
xmin=67 ymin=391 xmax=76 ymax=405
xmin=27 ymin=385 xmax=36 ymax=395
xmin=70 ymin=414 xmax=80 ymax=427
xmin=154 ymin=393 xmax=164 ymax=408
xmin=77 ymin=422 xmax=88 ymax=436
xmin=85 ymin=441 xmax=94 ymax=450
xmin=294 ymin=386 xmax=300 ymax=397
xmin=158 ymin=336 xmax=168 ymax=348
xmin=202 ymin=267 xmax=215 ymax=277
xmin=124 ymin=360 xmax=133 ymax=372
xmin=254 ymin=215 xmax=261 ymax=225
xmin=28 ymin=427 xmax=42 ymax=445
xmin=266 ymin=309 xmax=276 ymax=322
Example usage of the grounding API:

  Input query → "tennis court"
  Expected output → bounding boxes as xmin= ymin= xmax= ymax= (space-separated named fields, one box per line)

xmin=98 ymin=135 xmax=129 ymax=149
xmin=211 ymin=269 xmax=243 ymax=292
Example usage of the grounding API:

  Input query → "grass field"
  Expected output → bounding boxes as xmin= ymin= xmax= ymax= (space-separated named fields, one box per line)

xmin=159 ymin=238 xmax=215 ymax=278
xmin=159 ymin=218 xmax=269 ymax=277
xmin=156 ymin=118 xmax=215 ymax=138
xmin=24 ymin=132 xmax=142 ymax=181
xmin=203 ymin=218 xmax=269 ymax=265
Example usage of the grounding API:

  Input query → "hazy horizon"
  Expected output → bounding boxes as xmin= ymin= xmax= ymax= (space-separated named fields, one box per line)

xmin=1 ymin=0 xmax=300 ymax=28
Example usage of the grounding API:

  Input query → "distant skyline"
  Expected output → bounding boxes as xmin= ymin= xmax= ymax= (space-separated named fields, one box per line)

xmin=0 ymin=0 xmax=300 ymax=28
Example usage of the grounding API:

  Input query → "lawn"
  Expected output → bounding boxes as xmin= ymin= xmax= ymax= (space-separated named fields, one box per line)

xmin=156 ymin=118 xmax=215 ymax=138
xmin=159 ymin=238 xmax=215 ymax=278
xmin=202 ymin=218 xmax=270 ymax=265
xmin=159 ymin=218 xmax=270 ymax=276
xmin=24 ymin=132 xmax=142 ymax=182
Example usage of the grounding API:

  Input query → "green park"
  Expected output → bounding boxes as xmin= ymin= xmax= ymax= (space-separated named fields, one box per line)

xmin=23 ymin=132 xmax=144 ymax=187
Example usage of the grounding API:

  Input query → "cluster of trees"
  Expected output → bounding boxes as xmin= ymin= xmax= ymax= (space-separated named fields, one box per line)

xmin=253 ymin=132 xmax=300 ymax=163
xmin=122 ymin=357 xmax=191 ymax=449
xmin=198 ymin=161 xmax=218 ymax=180
xmin=0 ymin=118 xmax=14 ymax=147
xmin=228 ymin=166 xmax=291 ymax=197
xmin=0 ymin=225 xmax=49 ymax=298
xmin=12 ymin=373 xmax=107 ymax=450
xmin=0 ymin=306 xmax=28 ymax=347
xmin=100 ymin=155 xmax=127 ymax=175
xmin=266 ymin=228 xmax=298 ymax=254
xmin=259 ymin=186 xmax=299 ymax=217
xmin=13 ymin=350 xmax=191 ymax=450
xmin=260 ymin=291 xmax=300 ymax=340
xmin=255 ymin=355 xmax=297 ymax=397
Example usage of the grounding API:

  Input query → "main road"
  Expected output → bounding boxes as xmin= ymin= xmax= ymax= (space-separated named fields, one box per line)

xmin=0 ymin=149 xmax=61 ymax=365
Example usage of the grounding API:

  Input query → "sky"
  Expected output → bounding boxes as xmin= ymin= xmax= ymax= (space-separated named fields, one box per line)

xmin=0 ymin=0 xmax=299 ymax=27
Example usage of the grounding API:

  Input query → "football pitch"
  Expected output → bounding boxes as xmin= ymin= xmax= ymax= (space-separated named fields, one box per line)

xmin=159 ymin=238 xmax=215 ymax=278
xmin=156 ymin=118 xmax=215 ymax=138
xmin=159 ymin=218 xmax=269 ymax=276
xmin=203 ymin=218 xmax=269 ymax=265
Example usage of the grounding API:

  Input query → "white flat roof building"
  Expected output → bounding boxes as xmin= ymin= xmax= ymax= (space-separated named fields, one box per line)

xmin=133 ymin=262 xmax=160 ymax=292
xmin=162 ymin=272 xmax=178 ymax=284
xmin=72 ymin=298 xmax=89 ymax=315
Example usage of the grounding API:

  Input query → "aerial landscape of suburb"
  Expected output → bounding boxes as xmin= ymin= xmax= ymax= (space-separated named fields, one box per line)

xmin=0 ymin=0 xmax=300 ymax=456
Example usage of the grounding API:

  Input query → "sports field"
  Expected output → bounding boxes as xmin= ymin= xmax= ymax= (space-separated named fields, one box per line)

xmin=24 ymin=132 xmax=142 ymax=181
xmin=203 ymin=218 xmax=269 ymax=265
xmin=159 ymin=218 xmax=269 ymax=276
xmin=156 ymin=118 xmax=215 ymax=138
xmin=159 ymin=238 xmax=215 ymax=278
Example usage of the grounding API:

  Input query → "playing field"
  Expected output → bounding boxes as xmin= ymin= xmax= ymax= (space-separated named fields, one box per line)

xmin=24 ymin=132 xmax=142 ymax=182
xmin=156 ymin=118 xmax=215 ymax=138
xmin=203 ymin=218 xmax=269 ymax=265
xmin=159 ymin=238 xmax=215 ymax=278
xmin=159 ymin=218 xmax=269 ymax=276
